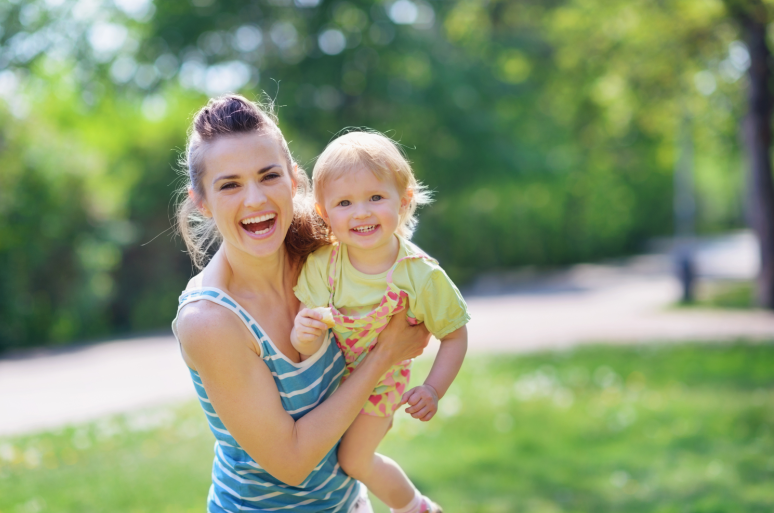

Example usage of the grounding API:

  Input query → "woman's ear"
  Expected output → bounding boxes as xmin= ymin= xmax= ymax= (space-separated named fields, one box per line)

xmin=189 ymin=188 xmax=212 ymax=218
xmin=315 ymin=203 xmax=329 ymax=224
xmin=291 ymin=163 xmax=299 ymax=197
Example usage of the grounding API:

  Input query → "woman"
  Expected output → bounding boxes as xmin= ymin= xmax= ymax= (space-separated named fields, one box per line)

xmin=172 ymin=94 xmax=430 ymax=512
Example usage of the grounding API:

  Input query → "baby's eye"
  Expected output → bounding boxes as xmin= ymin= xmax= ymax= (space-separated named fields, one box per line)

xmin=339 ymin=200 xmax=351 ymax=207
xmin=370 ymin=195 xmax=383 ymax=201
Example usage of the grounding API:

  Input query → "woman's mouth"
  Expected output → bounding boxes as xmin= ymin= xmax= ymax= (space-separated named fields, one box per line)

xmin=351 ymin=224 xmax=378 ymax=235
xmin=241 ymin=213 xmax=277 ymax=235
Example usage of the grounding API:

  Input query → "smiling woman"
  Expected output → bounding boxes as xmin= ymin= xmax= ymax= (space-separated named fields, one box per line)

xmin=176 ymin=96 xmax=323 ymax=269
xmin=171 ymin=95 xmax=431 ymax=512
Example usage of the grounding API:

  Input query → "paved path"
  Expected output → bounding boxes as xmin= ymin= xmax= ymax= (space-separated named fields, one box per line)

xmin=2 ymin=232 xmax=772 ymax=437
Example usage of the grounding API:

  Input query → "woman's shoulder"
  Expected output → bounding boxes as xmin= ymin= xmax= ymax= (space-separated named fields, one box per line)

xmin=177 ymin=299 xmax=256 ymax=361
xmin=184 ymin=272 xmax=205 ymax=292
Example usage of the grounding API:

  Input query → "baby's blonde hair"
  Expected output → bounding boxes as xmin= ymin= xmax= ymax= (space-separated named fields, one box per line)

xmin=313 ymin=130 xmax=432 ymax=239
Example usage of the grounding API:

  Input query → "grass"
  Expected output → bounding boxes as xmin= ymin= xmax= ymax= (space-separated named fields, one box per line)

xmin=679 ymin=280 xmax=755 ymax=309
xmin=2 ymin=342 xmax=774 ymax=513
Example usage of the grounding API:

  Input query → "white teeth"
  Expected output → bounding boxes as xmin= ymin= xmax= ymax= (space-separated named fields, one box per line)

xmin=242 ymin=213 xmax=276 ymax=224
xmin=353 ymin=225 xmax=376 ymax=233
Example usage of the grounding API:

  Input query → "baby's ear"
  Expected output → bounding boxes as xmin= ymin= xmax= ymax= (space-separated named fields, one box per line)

xmin=400 ymin=188 xmax=414 ymax=211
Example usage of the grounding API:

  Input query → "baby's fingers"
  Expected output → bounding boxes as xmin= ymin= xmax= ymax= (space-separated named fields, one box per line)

xmin=419 ymin=410 xmax=435 ymax=422
xmin=296 ymin=326 xmax=323 ymax=341
xmin=401 ymin=389 xmax=420 ymax=406
xmin=298 ymin=317 xmax=329 ymax=332
xmin=410 ymin=404 xmax=433 ymax=420
xmin=404 ymin=397 xmax=428 ymax=414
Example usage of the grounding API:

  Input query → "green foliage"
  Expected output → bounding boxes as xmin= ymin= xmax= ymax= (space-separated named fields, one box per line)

xmin=1 ymin=343 xmax=774 ymax=512
xmin=0 ymin=88 xmax=198 ymax=350
xmin=0 ymin=0 xmax=751 ymax=348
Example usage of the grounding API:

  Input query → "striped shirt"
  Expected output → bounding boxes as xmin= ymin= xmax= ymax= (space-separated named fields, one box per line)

xmin=173 ymin=287 xmax=361 ymax=512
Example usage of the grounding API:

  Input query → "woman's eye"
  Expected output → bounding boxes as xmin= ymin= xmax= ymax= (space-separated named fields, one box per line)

xmin=263 ymin=172 xmax=280 ymax=181
xmin=370 ymin=195 xmax=383 ymax=201
xmin=220 ymin=182 xmax=238 ymax=190
xmin=339 ymin=200 xmax=351 ymax=207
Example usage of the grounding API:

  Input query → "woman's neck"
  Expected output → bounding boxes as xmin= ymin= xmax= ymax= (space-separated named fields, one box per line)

xmin=209 ymin=242 xmax=296 ymax=298
xmin=345 ymin=234 xmax=401 ymax=275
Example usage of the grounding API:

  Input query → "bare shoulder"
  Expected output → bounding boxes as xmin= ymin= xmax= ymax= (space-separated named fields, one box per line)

xmin=183 ymin=272 xmax=205 ymax=292
xmin=177 ymin=301 xmax=251 ymax=362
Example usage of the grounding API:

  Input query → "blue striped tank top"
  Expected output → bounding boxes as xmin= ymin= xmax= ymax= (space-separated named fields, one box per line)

xmin=173 ymin=287 xmax=361 ymax=512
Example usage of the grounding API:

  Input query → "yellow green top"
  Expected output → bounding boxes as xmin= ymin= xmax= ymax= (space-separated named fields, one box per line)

xmin=294 ymin=237 xmax=470 ymax=340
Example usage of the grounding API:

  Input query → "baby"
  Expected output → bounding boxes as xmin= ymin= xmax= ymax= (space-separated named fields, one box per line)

xmin=291 ymin=131 xmax=469 ymax=513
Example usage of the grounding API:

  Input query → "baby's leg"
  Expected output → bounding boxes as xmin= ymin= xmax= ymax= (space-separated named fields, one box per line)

xmin=338 ymin=413 xmax=415 ymax=509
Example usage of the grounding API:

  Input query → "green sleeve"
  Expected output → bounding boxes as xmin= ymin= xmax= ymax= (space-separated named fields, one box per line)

xmin=411 ymin=267 xmax=471 ymax=340
xmin=293 ymin=248 xmax=332 ymax=308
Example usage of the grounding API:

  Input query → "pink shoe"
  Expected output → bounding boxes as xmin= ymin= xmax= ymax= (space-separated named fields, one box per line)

xmin=420 ymin=498 xmax=443 ymax=513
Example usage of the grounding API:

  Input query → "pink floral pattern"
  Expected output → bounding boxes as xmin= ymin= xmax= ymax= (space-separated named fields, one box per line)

xmin=326 ymin=243 xmax=434 ymax=417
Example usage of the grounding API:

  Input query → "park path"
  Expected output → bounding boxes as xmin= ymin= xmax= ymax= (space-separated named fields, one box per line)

xmin=1 ymin=232 xmax=772 ymax=437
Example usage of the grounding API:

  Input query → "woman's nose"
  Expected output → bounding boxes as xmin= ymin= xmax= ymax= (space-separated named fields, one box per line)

xmin=244 ymin=182 xmax=267 ymax=208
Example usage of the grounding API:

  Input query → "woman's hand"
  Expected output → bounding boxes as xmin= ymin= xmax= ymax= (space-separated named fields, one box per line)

xmin=371 ymin=311 xmax=431 ymax=364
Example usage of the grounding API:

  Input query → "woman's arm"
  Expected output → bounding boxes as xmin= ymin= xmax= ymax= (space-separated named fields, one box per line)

xmin=178 ymin=302 xmax=429 ymax=486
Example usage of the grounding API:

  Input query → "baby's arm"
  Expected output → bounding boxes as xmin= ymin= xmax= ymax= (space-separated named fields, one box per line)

xmin=402 ymin=325 xmax=468 ymax=421
xmin=290 ymin=305 xmax=333 ymax=356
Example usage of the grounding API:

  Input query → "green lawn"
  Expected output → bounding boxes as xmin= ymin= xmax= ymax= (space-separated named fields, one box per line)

xmin=2 ymin=342 xmax=774 ymax=513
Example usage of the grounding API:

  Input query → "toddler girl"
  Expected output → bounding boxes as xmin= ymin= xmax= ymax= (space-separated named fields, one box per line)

xmin=291 ymin=131 xmax=469 ymax=513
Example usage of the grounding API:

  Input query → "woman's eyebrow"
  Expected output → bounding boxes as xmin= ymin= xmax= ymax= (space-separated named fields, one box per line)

xmin=212 ymin=164 xmax=282 ymax=184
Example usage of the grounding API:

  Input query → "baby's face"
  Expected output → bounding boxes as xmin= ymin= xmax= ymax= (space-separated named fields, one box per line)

xmin=318 ymin=167 xmax=408 ymax=252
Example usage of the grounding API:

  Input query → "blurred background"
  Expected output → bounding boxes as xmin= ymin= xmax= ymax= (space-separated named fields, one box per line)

xmin=1 ymin=0 xmax=774 ymax=511
xmin=0 ymin=0 xmax=761 ymax=350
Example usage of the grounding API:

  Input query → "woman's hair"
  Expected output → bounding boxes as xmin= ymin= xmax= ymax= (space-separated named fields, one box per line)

xmin=176 ymin=94 xmax=328 ymax=269
xmin=312 ymin=130 xmax=432 ymax=239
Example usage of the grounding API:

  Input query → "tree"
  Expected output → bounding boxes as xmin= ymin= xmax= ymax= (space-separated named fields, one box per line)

xmin=723 ymin=0 xmax=774 ymax=308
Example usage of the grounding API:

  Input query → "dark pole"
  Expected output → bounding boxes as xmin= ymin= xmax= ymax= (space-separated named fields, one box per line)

xmin=674 ymin=117 xmax=696 ymax=303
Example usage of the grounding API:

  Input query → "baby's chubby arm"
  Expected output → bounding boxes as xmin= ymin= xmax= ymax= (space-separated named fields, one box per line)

xmin=402 ymin=325 xmax=468 ymax=422
xmin=290 ymin=305 xmax=335 ymax=356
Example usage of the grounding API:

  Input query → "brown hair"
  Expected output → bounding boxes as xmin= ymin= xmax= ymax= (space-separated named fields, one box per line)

xmin=176 ymin=94 xmax=328 ymax=269
xmin=313 ymin=130 xmax=432 ymax=239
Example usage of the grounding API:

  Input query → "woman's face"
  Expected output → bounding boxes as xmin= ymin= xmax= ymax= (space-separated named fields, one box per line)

xmin=195 ymin=132 xmax=296 ymax=260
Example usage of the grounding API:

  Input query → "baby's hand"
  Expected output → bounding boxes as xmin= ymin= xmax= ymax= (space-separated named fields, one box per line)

xmin=293 ymin=308 xmax=329 ymax=346
xmin=400 ymin=384 xmax=439 ymax=422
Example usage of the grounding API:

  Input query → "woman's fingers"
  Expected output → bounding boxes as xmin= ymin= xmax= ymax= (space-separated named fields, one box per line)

xmin=377 ymin=312 xmax=432 ymax=364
